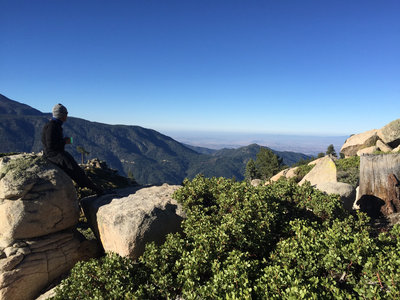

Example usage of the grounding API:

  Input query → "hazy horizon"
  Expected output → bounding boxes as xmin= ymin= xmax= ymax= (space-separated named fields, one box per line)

xmin=162 ymin=129 xmax=348 ymax=156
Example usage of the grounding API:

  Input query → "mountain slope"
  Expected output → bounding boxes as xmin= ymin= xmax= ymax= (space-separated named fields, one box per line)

xmin=0 ymin=94 xmax=311 ymax=184
xmin=0 ymin=94 xmax=43 ymax=116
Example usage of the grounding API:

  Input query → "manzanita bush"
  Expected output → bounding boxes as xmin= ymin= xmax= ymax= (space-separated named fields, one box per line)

xmin=54 ymin=176 xmax=400 ymax=299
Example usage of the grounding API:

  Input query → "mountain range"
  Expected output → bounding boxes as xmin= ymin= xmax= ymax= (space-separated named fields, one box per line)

xmin=0 ymin=94 xmax=310 ymax=184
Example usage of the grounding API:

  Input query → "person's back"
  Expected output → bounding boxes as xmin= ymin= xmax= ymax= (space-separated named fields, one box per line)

xmin=42 ymin=117 xmax=66 ymax=158
xmin=42 ymin=103 xmax=103 ymax=195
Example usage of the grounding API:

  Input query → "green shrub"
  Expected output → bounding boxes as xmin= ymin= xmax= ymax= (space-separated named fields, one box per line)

xmin=293 ymin=163 xmax=315 ymax=183
xmin=335 ymin=156 xmax=360 ymax=188
xmin=52 ymin=252 xmax=139 ymax=299
xmin=54 ymin=176 xmax=398 ymax=299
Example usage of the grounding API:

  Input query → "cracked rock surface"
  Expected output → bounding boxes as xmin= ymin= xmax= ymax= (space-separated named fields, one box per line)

xmin=0 ymin=154 xmax=96 ymax=300
xmin=0 ymin=154 xmax=79 ymax=246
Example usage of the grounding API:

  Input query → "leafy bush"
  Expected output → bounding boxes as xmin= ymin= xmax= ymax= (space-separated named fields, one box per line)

xmin=336 ymin=156 xmax=360 ymax=188
xmin=52 ymin=253 xmax=139 ymax=299
xmin=293 ymin=163 xmax=315 ymax=183
xmin=55 ymin=176 xmax=399 ymax=299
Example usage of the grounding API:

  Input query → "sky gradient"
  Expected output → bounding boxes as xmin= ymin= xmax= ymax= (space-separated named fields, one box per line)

xmin=1 ymin=0 xmax=399 ymax=137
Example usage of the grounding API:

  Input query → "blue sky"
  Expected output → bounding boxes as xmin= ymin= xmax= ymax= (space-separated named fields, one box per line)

xmin=1 ymin=0 xmax=399 ymax=137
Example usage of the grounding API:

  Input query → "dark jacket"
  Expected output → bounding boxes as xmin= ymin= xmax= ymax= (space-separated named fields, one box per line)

xmin=41 ymin=118 xmax=66 ymax=157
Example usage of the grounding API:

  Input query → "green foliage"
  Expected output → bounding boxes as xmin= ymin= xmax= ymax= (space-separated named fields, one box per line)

xmin=255 ymin=148 xmax=284 ymax=180
xmin=318 ymin=152 xmax=325 ymax=158
xmin=326 ymin=144 xmax=337 ymax=157
xmin=292 ymin=157 xmax=316 ymax=167
xmin=248 ymin=147 xmax=284 ymax=181
xmin=336 ymin=156 xmax=360 ymax=188
xmin=244 ymin=158 xmax=257 ymax=181
xmin=373 ymin=150 xmax=396 ymax=155
xmin=56 ymin=175 xmax=400 ymax=299
xmin=56 ymin=176 xmax=372 ymax=299
xmin=355 ymin=224 xmax=400 ymax=298
xmin=255 ymin=213 xmax=375 ymax=299
xmin=293 ymin=163 xmax=315 ymax=183
xmin=52 ymin=253 xmax=140 ymax=299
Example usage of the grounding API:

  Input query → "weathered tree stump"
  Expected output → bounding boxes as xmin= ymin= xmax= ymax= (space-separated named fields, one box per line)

xmin=358 ymin=154 xmax=400 ymax=217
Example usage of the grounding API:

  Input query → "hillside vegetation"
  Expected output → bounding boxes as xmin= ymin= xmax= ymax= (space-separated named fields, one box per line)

xmin=54 ymin=176 xmax=400 ymax=299
xmin=0 ymin=94 xmax=310 ymax=184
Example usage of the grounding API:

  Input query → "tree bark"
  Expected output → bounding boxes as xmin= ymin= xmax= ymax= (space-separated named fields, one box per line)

xmin=358 ymin=154 xmax=400 ymax=217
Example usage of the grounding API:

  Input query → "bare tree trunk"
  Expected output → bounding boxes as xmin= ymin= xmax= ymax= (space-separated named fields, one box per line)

xmin=358 ymin=154 xmax=400 ymax=217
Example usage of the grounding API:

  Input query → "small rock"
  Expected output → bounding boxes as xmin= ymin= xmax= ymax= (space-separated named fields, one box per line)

xmin=357 ymin=146 xmax=379 ymax=156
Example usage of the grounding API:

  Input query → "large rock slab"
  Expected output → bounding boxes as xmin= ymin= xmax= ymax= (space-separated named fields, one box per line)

xmin=0 ymin=231 xmax=98 ymax=300
xmin=376 ymin=140 xmax=392 ymax=153
xmin=315 ymin=182 xmax=356 ymax=211
xmin=357 ymin=154 xmax=400 ymax=217
xmin=378 ymin=119 xmax=400 ymax=148
xmin=299 ymin=156 xmax=337 ymax=186
xmin=340 ymin=129 xmax=380 ymax=157
xmin=0 ymin=154 xmax=79 ymax=247
xmin=81 ymin=184 xmax=185 ymax=260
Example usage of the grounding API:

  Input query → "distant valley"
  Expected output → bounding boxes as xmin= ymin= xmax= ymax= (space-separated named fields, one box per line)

xmin=164 ymin=130 xmax=347 ymax=156
xmin=0 ymin=94 xmax=311 ymax=185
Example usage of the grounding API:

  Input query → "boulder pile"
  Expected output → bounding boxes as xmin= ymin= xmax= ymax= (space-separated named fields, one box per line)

xmin=0 ymin=154 xmax=97 ymax=300
xmin=341 ymin=119 xmax=400 ymax=157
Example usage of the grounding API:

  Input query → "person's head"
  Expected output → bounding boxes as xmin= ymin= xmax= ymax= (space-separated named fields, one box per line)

xmin=52 ymin=103 xmax=68 ymax=122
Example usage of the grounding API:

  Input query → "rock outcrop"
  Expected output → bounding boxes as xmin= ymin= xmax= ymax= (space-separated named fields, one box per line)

xmin=0 ymin=154 xmax=97 ymax=300
xmin=340 ymin=129 xmax=380 ymax=157
xmin=357 ymin=154 xmax=400 ymax=217
xmin=299 ymin=156 xmax=337 ymax=186
xmin=340 ymin=119 xmax=400 ymax=158
xmin=377 ymin=119 xmax=400 ymax=148
xmin=0 ymin=231 xmax=95 ymax=300
xmin=0 ymin=154 xmax=79 ymax=247
xmin=81 ymin=184 xmax=185 ymax=260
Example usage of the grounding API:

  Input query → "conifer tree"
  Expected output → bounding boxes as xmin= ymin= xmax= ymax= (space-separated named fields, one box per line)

xmin=326 ymin=144 xmax=337 ymax=157
xmin=245 ymin=159 xmax=258 ymax=181
xmin=254 ymin=148 xmax=283 ymax=180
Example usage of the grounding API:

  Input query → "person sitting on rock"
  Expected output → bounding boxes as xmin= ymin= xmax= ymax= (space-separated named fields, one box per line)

xmin=41 ymin=103 xmax=104 ymax=195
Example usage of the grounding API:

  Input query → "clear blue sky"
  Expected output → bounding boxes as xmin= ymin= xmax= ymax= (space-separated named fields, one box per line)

xmin=1 ymin=0 xmax=399 ymax=136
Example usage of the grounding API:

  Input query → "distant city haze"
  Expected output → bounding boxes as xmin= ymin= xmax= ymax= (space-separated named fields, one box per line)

xmin=163 ymin=130 xmax=347 ymax=156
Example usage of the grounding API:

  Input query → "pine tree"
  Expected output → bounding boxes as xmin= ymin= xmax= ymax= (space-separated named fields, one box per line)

xmin=326 ymin=144 xmax=337 ymax=157
xmin=245 ymin=159 xmax=258 ymax=181
xmin=255 ymin=148 xmax=284 ymax=180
